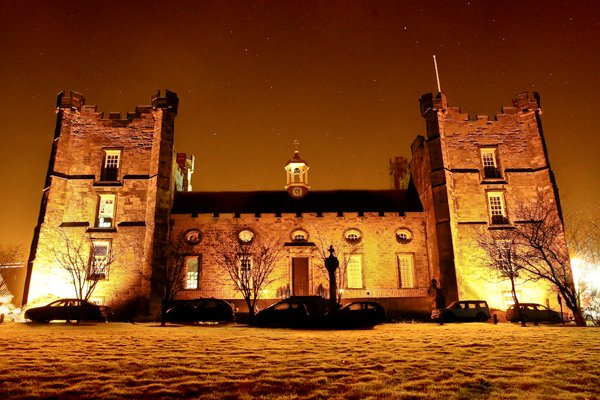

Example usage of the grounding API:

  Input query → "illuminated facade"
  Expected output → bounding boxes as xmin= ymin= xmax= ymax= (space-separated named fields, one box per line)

xmin=24 ymin=90 xmax=567 ymax=319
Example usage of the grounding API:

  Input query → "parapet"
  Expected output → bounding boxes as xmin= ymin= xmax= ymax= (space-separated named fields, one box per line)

xmin=56 ymin=90 xmax=179 ymax=125
xmin=56 ymin=91 xmax=85 ymax=111
xmin=419 ymin=92 xmax=448 ymax=117
xmin=152 ymin=90 xmax=179 ymax=115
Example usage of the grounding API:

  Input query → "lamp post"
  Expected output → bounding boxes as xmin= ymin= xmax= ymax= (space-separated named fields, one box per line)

xmin=325 ymin=245 xmax=339 ymax=309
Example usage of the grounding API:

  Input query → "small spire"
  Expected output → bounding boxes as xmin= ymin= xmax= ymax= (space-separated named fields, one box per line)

xmin=294 ymin=138 xmax=299 ymax=152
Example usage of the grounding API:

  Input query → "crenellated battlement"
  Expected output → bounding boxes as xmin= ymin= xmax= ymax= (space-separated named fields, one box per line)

xmin=420 ymin=91 xmax=542 ymax=123
xmin=56 ymin=90 xmax=179 ymax=126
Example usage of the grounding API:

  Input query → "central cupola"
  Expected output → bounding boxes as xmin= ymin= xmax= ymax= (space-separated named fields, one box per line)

xmin=285 ymin=140 xmax=310 ymax=198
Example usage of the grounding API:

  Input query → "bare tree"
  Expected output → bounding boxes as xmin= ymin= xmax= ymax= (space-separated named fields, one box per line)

xmin=48 ymin=229 xmax=119 ymax=303
xmin=141 ymin=234 xmax=193 ymax=326
xmin=504 ymin=194 xmax=584 ymax=326
xmin=210 ymin=227 xmax=285 ymax=325
xmin=0 ymin=244 xmax=25 ymax=301
xmin=312 ymin=227 xmax=359 ymax=304
xmin=474 ymin=228 xmax=531 ymax=326
xmin=563 ymin=208 xmax=600 ymax=305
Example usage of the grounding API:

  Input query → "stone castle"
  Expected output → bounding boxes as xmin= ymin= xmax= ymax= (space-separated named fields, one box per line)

xmin=23 ymin=90 xmax=567 ymax=319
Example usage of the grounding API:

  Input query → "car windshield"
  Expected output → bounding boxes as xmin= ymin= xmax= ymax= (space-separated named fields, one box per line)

xmin=446 ymin=302 xmax=463 ymax=309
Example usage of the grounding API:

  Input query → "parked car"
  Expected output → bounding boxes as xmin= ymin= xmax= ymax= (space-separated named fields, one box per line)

xmin=25 ymin=299 xmax=113 ymax=323
xmin=431 ymin=300 xmax=490 ymax=323
xmin=254 ymin=299 xmax=321 ymax=328
xmin=166 ymin=298 xmax=235 ymax=324
xmin=506 ymin=303 xmax=561 ymax=323
xmin=582 ymin=307 xmax=600 ymax=322
xmin=323 ymin=301 xmax=387 ymax=329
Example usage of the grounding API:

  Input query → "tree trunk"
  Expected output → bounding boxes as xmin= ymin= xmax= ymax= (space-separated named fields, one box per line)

xmin=573 ymin=308 xmax=586 ymax=327
xmin=510 ymin=278 xmax=526 ymax=327
xmin=161 ymin=299 xmax=167 ymax=327
xmin=246 ymin=297 xmax=255 ymax=326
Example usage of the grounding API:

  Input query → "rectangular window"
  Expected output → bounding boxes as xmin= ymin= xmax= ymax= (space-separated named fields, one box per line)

xmin=481 ymin=148 xmax=501 ymax=179
xmin=89 ymin=241 xmax=109 ymax=280
xmin=503 ymin=291 xmax=521 ymax=310
xmin=397 ymin=254 xmax=415 ymax=288
xmin=238 ymin=256 xmax=253 ymax=288
xmin=96 ymin=194 xmax=116 ymax=227
xmin=101 ymin=150 xmax=121 ymax=181
xmin=487 ymin=192 xmax=508 ymax=225
xmin=347 ymin=255 xmax=363 ymax=288
xmin=185 ymin=256 xmax=200 ymax=289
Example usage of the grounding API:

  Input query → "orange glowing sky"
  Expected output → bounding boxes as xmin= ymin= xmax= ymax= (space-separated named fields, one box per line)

xmin=1 ymin=1 xmax=599 ymax=249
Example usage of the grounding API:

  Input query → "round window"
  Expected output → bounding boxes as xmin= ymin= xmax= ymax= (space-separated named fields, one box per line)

xmin=183 ymin=229 xmax=202 ymax=245
xmin=238 ymin=229 xmax=255 ymax=243
xmin=343 ymin=228 xmax=363 ymax=244
xmin=395 ymin=228 xmax=413 ymax=244
xmin=290 ymin=229 xmax=309 ymax=243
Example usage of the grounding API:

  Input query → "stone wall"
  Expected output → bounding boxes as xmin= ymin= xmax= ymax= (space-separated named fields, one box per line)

xmin=170 ymin=210 xmax=433 ymax=314
xmin=25 ymin=91 xmax=179 ymax=312
xmin=412 ymin=92 xmax=568 ymax=311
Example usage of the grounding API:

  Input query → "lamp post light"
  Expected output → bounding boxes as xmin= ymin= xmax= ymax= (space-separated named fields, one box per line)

xmin=325 ymin=245 xmax=339 ymax=309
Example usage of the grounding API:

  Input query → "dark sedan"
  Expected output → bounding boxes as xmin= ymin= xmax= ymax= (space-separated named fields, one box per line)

xmin=506 ymin=303 xmax=562 ymax=323
xmin=323 ymin=301 xmax=387 ymax=329
xmin=166 ymin=298 xmax=235 ymax=324
xmin=25 ymin=299 xmax=112 ymax=323
xmin=254 ymin=299 xmax=321 ymax=328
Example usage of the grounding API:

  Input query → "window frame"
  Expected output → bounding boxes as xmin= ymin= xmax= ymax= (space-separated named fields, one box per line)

xmin=96 ymin=194 xmax=116 ymax=228
xmin=343 ymin=228 xmax=363 ymax=245
xmin=184 ymin=255 xmax=201 ymax=290
xmin=89 ymin=240 xmax=110 ymax=280
xmin=100 ymin=149 xmax=122 ymax=182
xmin=346 ymin=254 xmax=363 ymax=289
xmin=487 ymin=191 xmax=509 ymax=225
xmin=395 ymin=228 xmax=413 ymax=244
xmin=480 ymin=147 xmax=502 ymax=179
xmin=397 ymin=253 xmax=415 ymax=288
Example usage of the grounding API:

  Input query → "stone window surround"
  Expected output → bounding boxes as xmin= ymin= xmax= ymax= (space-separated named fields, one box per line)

xmin=89 ymin=239 xmax=111 ymax=280
xmin=397 ymin=253 xmax=415 ymax=288
xmin=96 ymin=193 xmax=116 ymax=228
xmin=480 ymin=146 xmax=502 ymax=180
xmin=486 ymin=191 xmax=509 ymax=225
xmin=100 ymin=149 xmax=123 ymax=182
xmin=184 ymin=255 xmax=201 ymax=290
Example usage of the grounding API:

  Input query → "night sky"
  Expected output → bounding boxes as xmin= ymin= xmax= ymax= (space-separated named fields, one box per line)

xmin=1 ymin=1 xmax=599 ymax=250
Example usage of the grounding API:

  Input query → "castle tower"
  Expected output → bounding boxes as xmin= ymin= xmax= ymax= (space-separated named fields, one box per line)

xmin=411 ymin=92 xmax=566 ymax=310
xmin=23 ymin=90 xmax=181 ymax=315
xmin=284 ymin=141 xmax=310 ymax=198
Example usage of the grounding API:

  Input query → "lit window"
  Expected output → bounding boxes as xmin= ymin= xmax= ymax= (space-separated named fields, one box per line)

xmin=344 ymin=228 xmax=363 ymax=244
xmin=347 ymin=255 xmax=363 ymax=288
xmin=481 ymin=148 xmax=501 ymax=179
xmin=487 ymin=192 xmax=508 ymax=225
xmin=238 ymin=230 xmax=255 ymax=243
xmin=89 ymin=241 xmax=109 ymax=280
xmin=503 ymin=291 xmax=521 ymax=310
xmin=397 ymin=254 xmax=414 ymax=288
xmin=97 ymin=194 xmax=116 ymax=227
xmin=238 ymin=256 xmax=253 ymax=287
xmin=101 ymin=150 xmax=121 ymax=181
xmin=185 ymin=256 xmax=200 ymax=289
xmin=395 ymin=228 xmax=413 ymax=243
xmin=290 ymin=229 xmax=308 ymax=243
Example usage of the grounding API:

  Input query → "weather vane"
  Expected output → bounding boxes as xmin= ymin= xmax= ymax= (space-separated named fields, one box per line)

xmin=294 ymin=138 xmax=299 ymax=151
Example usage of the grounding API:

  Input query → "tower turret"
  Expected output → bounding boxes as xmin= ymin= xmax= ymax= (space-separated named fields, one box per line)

xmin=285 ymin=141 xmax=309 ymax=198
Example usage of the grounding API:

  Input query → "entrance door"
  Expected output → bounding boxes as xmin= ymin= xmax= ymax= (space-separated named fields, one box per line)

xmin=292 ymin=258 xmax=309 ymax=296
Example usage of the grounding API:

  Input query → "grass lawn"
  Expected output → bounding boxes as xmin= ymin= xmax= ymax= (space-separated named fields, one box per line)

xmin=0 ymin=321 xmax=599 ymax=399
